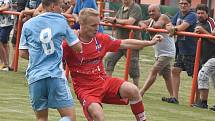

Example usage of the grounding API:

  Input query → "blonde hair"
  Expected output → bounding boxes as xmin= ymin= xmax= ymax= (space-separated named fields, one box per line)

xmin=78 ymin=8 xmax=99 ymax=24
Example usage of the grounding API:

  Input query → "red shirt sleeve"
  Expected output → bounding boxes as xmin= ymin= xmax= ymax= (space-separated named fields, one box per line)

xmin=97 ymin=33 xmax=121 ymax=52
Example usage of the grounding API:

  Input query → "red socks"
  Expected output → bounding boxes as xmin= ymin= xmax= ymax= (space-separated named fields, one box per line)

xmin=130 ymin=100 xmax=146 ymax=121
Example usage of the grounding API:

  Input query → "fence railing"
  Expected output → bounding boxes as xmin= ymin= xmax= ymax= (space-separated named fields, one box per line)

xmin=2 ymin=10 xmax=215 ymax=106
xmin=100 ymin=22 xmax=215 ymax=106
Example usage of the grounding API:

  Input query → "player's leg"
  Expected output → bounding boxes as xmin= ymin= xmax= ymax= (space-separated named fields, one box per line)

xmin=88 ymin=103 xmax=104 ymax=121
xmin=29 ymin=79 xmax=49 ymax=121
xmin=79 ymin=96 xmax=104 ymax=121
xmin=35 ymin=109 xmax=48 ymax=121
xmin=48 ymin=78 xmax=76 ymax=121
xmin=58 ymin=107 xmax=76 ymax=121
xmin=119 ymin=81 xmax=146 ymax=121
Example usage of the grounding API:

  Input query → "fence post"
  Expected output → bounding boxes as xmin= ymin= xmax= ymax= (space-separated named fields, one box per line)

xmin=124 ymin=30 xmax=134 ymax=81
xmin=13 ymin=14 xmax=22 ymax=72
xmin=189 ymin=38 xmax=202 ymax=106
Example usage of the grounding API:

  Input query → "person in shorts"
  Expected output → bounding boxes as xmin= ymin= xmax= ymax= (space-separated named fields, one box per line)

xmin=63 ymin=8 xmax=163 ymax=121
xmin=19 ymin=0 xmax=82 ymax=120
xmin=191 ymin=4 xmax=215 ymax=111
xmin=103 ymin=0 xmax=142 ymax=86
xmin=139 ymin=4 xmax=176 ymax=98
xmin=163 ymin=0 xmax=197 ymax=104
xmin=0 ymin=0 xmax=14 ymax=71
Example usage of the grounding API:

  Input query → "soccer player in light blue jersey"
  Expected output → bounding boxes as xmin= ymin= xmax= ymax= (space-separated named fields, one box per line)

xmin=19 ymin=0 xmax=81 ymax=121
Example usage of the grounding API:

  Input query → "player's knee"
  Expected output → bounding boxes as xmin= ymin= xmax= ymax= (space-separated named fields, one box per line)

xmin=90 ymin=110 xmax=104 ymax=121
xmin=120 ymin=82 xmax=141 ymax=100
xmin=126 ymin=83 xmax=140 ymax=98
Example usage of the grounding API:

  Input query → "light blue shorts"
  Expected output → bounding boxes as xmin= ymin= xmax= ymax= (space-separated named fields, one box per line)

xmin=29 ymin=77 xmax=74 ymax=111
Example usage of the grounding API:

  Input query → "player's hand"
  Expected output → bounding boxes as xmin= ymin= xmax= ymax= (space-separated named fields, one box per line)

xmin=151 ymin=34 xmax=163 ymax=44
xmin=103 ymin=17 xmax=116 ymax=23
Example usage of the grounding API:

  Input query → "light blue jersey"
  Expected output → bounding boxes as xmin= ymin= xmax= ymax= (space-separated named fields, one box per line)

xmin=19 ymin=12 xmax=79 ymax=84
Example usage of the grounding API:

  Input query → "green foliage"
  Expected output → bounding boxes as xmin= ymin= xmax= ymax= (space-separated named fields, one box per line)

xmin=0 ymin=47 xmax=215 ymax=121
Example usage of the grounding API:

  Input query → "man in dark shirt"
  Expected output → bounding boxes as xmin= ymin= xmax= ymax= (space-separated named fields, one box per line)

xmin=192 ymin=4 xmax=215 ymax=111
xmin=163 ymin=0 xmax=197 ymax=104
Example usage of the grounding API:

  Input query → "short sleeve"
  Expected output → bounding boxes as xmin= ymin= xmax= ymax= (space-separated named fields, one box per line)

xmin=19 ymin=25 xmax=29 ymax=50
xmin=183 ymin=12 xmax=197 ymax=26
xmin=90 ymin=0 xmax=98 ymax=10
xmin=65 ymin=25 xmax=79 ymax=47
xmin=171 ymin=12 xmax=179 ymax=25
xmin=129 ymin=5 xmax=142 ymax=21
xmin=101 ymin=34 xmax=121 ymax=52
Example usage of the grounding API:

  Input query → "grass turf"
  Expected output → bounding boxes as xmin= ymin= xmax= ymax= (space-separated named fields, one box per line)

xmin=0 ymin=46 xmax=215 ymax=121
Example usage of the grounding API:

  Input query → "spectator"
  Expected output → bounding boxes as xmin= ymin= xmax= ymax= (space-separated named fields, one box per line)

xmin=191 ymin=4 xmax=215 ymax=111
xmin=21 ymin=0 xmax=43 ymax=18
xmin=139 ymin=4 xmax=176 ymax=98
xmin=0 ymin=0 xmax=14 ymax=71
xmin=162 ymin=0 xmax=197 ymax=104
xmin=10 ymin=0 xmax=28 ymax=71
xmin=72 ymin=0 xmax=103 ymax=32
xmin=103 ymin=0 xmax=142 ymax=86
xmin=19 ymin=0 xmax=82 ymax=120
xmin=63 ymin=8 xmax=162 ymax=121
xmin=63 ymin=0 xmax=76 ymax=14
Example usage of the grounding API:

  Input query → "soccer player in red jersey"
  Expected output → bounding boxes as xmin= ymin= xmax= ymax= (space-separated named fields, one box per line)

xmin=63 ymin=8 xmax=163 ymax=121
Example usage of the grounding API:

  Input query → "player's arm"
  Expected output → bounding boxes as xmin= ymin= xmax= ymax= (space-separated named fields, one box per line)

xmin=19 ymin=49 xmax=29 ymax=60
xmin=119 ymin=34 xmax=163 ymax=49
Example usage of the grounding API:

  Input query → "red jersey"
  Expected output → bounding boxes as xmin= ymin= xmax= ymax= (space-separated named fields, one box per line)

xmin=63 ymin=33 xmax=121 ymax=88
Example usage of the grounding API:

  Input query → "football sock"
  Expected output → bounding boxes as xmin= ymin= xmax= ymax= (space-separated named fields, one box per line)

xmin=130 ymin=100 xmax=146 ymax=121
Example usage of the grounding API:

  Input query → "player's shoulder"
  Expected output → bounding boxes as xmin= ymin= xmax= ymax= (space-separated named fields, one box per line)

xmin=96 ymin=33 xmax=117 ymax=43
xmin=96 ymin=33 xmax=111 ymax=41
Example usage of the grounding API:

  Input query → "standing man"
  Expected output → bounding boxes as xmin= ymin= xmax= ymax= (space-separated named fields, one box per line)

xmin=0 ymin=0 xmax=14 ymax=71
xmin=63 ymin=8 xmax=163 ymax=121
xmin=10 ymin=0 xmax=28 ymax=71
xmin=192 ymin=4 xmax=215 ymax=111
xmin=104 ymin=0 xmax=142 ymax=86
xmin=19 ymin=0 xmax=81 ymax=121
xmin=163 ymin=0 xmax=197 ymax=104
xmin=139 ymin=4 xmax=175 ymax=98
